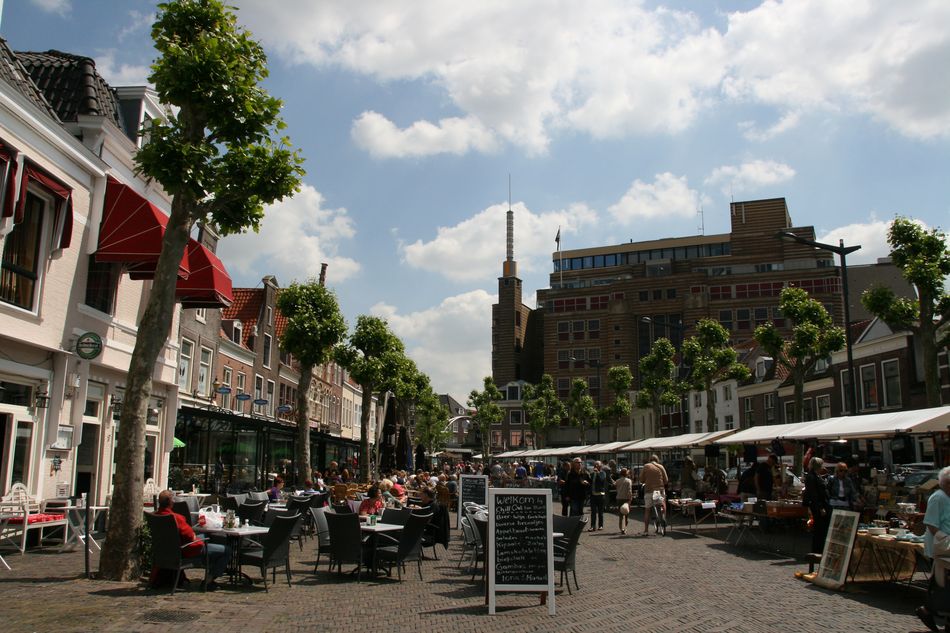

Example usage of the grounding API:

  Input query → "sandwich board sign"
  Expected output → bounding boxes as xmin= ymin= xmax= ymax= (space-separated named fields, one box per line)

xmin=458 ymin=474 xmax=488 ymax=528
xmin=487 ymin=487 xmax=555 ymax=615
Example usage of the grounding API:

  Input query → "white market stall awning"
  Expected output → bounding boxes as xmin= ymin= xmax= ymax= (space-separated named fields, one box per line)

xmin=782 ymin=406 xmax=950 ymax=441
xmin=574 ymin=442 xmax=628 ymax=454
xmin=714 ymin=421 xmax=823 ymax=444
xmin=615 ymin=431 xmax=734 ymax=451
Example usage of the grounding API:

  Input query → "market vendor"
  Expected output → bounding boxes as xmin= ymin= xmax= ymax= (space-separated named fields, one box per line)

xmin=916 ymin=466 xmax=950 ymax=632
xmin=827 ymin=462 xmax=859 ymax=511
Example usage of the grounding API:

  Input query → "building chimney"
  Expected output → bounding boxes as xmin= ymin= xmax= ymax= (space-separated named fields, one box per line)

xmin=319 ymin=262 xmax=328 ymax=287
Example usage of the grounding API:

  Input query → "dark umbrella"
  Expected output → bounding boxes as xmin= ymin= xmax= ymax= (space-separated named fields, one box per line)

xmin=414 ymin=444 xmax=426 ymax=472
xmin=395 ymin=426 xmax=409 ymax=470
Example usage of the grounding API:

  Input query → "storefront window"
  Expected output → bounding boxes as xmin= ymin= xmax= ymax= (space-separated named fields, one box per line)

xmin=266 ymin=430 xmax=294 ymax=484
xmin=10 ymin=421 xmax=34 ymax=486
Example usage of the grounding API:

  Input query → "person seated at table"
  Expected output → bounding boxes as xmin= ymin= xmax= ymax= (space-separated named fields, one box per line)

xmin=268 ymin=477 xmax=284 ymax=502
xmin=340 ymin=468 xmax=352 ymax=483
xmin=359 ymin=485 xmax=384 ymax=516
xmin=302 ymin=480 xmax=319 ymax=495
xmin=379 ymin=479 xmax=403 ymax=507
xmin=827 ymin=462 xmax=859 ymax=511
xmin=416 ymin=486 xmax=450 ymax=552
xmin=154 ymin=490 xmax=229 ymax=590
xmin=312 ymin=470 xmax=326 ymax=491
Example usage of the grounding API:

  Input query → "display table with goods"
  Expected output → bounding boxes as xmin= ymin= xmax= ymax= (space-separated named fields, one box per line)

xmin=847 ymin=528 xmax=924 ymax=584
xmin=668 ymin=498 xmax=719 ymax=533
xmin=719 ymin=500 xmax=809 ymax=553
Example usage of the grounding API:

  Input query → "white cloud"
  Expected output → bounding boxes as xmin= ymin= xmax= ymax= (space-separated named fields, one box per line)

xmin=351 ymin=111 xmax=498 ymax=158
xmin=227 ymin=1 xmax=950 ymax=155
xmin=608 ymin=173 xmax=700 ymax=225
xmin=30 ymin=0 xmax=70 ymax=16
xmin=94 ymin=51 xmax=151 ymax=86
xmin=117 ymin=10 xmax=156 ymax=43
xmin=216 ymin=183 xmax=360 ymax=286
xmin=371 ymin=290 xmax=495 ymax=398
xmin=739 ymin=111 xmax=801 ymax=141
xmin=722 ymin=1 xmax=950 ymax=140
xmin=816 ymin=219 xmax=891 ymax=265
xmin=704 ymin=160 xmax=795 ymax=196
xmin=399 ymin=201 xmax=596 ymax=282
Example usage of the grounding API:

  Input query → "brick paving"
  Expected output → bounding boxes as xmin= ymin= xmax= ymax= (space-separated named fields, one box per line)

xmin=0 ymin=513 xmax=926 ymax=633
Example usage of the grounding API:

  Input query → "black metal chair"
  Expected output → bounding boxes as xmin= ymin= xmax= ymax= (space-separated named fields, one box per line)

xmin=247 ymin=491 xmax=269 ymax=502
xmin=238 ymin=513 xmax=299 ymax=591
xmin=470 ymin=515 xmax=489 ymax=583
xmin=325 ymin=511 xmax=365 ymax=581
xmin=311 ymin=492 xmax=330 ymax=508
xmin=380 ymin=507 xmax=411 ymax=526
xmin=375 ymin=512 xmax=429 ymax=581
xmin=310 ymin=506 xmax=332 ymax=573
xmin=144 ymin=513 xmax=208 ymax=594
xmin=332 ymin=502 xmax=354 ymax=514
xmin=554 ymin=515 xmax=587 ymax=594
xmin=237 ymin=500 xmax=267 ymax=526
xmin=286 ymin=495 xmax=314 ymax=538
xmin=171 ymin=501 xmax=195 ymax=527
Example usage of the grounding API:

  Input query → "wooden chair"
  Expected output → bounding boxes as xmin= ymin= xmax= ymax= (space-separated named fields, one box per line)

xmin=331 ymin=484 xmax=348 ymax=504
xmin=0 ymin=483 xmax=67 ymax=554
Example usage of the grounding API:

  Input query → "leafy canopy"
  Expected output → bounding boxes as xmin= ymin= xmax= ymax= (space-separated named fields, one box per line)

xmin=276 ymin=280 xmax=347 ymax=367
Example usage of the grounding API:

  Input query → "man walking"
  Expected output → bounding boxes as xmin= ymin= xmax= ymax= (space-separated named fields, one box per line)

xmin=640 ymin=455 xmax=668 ymax=535
xmin=589 ymin=461 xmax=607 ymax=531
xmin=564 ymin=457 xmax=591 ymax=517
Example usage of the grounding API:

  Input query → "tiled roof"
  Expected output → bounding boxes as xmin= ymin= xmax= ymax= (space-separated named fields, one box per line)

xmin=222 ymin=288 xmax=263 ymax=346
xmin=15 ymin=49 xmax=121 ymax=126
xmin=0 ymin=39 xmax=59 ymax=122
xmin=850 ymin=319 xmax=872 ymax=341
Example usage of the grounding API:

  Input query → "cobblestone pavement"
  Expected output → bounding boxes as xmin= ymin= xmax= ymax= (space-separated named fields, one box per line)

xmin=0 ymin=513 xmax=927 ymax=633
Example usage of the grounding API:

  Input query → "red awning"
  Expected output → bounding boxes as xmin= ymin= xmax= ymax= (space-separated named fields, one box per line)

xmin=96 ymin=177 xmax=189 ymax=279
xmin=175 ymin=239 xmax=233 ymax=309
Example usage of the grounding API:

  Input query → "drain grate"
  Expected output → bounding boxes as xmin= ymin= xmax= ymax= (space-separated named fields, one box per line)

xmin=143 ymin=610 xmax=200 ymax=623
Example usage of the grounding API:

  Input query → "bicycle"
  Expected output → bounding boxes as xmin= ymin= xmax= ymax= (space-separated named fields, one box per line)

xmin=650 ymin=490 xmax=667 ymax=536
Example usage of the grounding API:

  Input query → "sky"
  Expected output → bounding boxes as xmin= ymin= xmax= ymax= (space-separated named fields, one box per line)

xmin=4 ymin=0 xmax=949 ymax=401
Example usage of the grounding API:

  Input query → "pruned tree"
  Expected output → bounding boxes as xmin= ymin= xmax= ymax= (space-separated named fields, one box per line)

xmin=100 ymin=0 xmax=304 ymax=580
xmin=413 ymin=391 xmax=452 ymax=461
xmin=335 ymin=316 xmax=406 ymax=481
xmin=276 ymin=280 xmax=347 ymax=483
xmin=467 ymin=377 xmax=504 ymax=460
xmin=682 ymin=319 xmax=751 ymax=432
xmin=599 ymin=365 xmax=633 ymax=440
xmin=565 ymin=378 xmax=597 ymax=444
xmin=755 ymin=287 xmax=845 ymax=422
xmin=523 ymin=374 xmax=566 ymax=449
xmin=862 ymin=217 xmax=950 ymax=407
xmin=634 ymin=338 xmax=679 ymax=438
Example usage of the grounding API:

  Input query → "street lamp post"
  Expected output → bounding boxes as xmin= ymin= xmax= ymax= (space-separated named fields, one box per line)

xmin=776 ymin=231 xmax=861 ymax=415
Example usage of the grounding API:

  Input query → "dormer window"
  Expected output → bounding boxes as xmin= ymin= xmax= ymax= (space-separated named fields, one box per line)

xmin=232 ymin=321 xmax=242 ymax=345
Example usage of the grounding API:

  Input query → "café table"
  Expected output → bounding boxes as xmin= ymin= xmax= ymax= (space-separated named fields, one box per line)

xmin=58 ymin=505 xmax=109 ymax=551
xmin=195 ymin=522 xmax=269 ymax=585
xmin=360 ymin=520 xmax=403 ymax=575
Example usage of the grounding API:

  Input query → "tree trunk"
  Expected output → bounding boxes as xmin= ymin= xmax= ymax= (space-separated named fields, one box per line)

xmin=705 ymin=385 xmax=716 ymax=433
xmin=295 ymin=363 xmax=314 ymax=483
xmin=793 ymin=370 xmax=804 ymax=423
xmin=99 ymin=193 xmax=192 ymax=581
xmin=359 ymin=384 xmax=374 ymax=482
xmin=480 ymin=421 xmax=490 ymax=463
xmin=652 ymin=403 xmax=661 ymax=438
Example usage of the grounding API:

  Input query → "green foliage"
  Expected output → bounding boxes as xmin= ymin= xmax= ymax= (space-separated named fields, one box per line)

xmin=755 ymin=287 xmax=845 ymax=422
xmin=413 ymin=392 xmax=452 ymax=457
xmin=276 ymin=281 xmax=347 ymax=367
xmin=635 ymin=338 xmax=679 ymax=436
xmin=523 ymin=374 xmax=566 ymax=449
xmin=565 ymin=378 xmax=597 ymax=444
xmin=599 ymin=365 xmax=633 ymax=431
xmin=468 ymin=377 xmax=504 ymax=458
xmin=862 ymin=216 xmax=950 ymax=406
xmin=136 ymin=0 xmax=304 ymax=233
xmin=682 ymin=319 xmax=750 ymax=431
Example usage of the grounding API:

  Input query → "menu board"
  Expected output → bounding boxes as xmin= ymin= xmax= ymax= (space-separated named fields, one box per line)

xmin=813 ymin=509 xmax=859 ymax=590
xmin=487 ymin=488 xmax=554 ymax=615
xmin=458 ymin=474 xmax=488 ymax=528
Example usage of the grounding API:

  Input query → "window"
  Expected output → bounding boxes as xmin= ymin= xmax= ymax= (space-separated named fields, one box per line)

xmin=507 ymin=385 xmax=520 ymax=401
xmin=840 ymin=369 xmax=852 ymax=413
xmin=266 ymin=306 xmax=273 ymax=325
xmin=263 ymin=334 xmax=273 ymax=368
xmin=572 ymin=320 xmax=585 ymax=340
xmin=744 ymin=397 xmax=754 ymax=426
xmin=666 ymin=288 xmax=676 ymax=299
xmin=510 ymin=410 xmax=522 ymax=425
xmin=195 ymin=307 xmax=207 ymax=322
xmin=588 ymin=375 xmax=600 ymax=397
xmin=860 ymin=364 xmax=878 ymax=410
xmin=491 ymin=431 xmax=502 ymax=447
xmin=235 ymin=373 xmax=246 ymax=412
xmin=783 ymin=400 xmax=794 ymax=423
xmin=572 ymin=349 xmax=585 ymax=368
xmin=882 ymin=359 xmax=901 ymax=407
xmin=221 ymin=367 xmax=232 ymax=410
xmin=736 ymin=308 xmax=751 ymax=330
xmin=1 ymin=192 xmax=45 ymax=309
xmin=558 ymin=321 xmax=570 ymax=341
xmin=9 ymin=420 xmax=35 ymax=490
xmin=638 ymin=290 xmax=648 ymax=302
xmin=724 ymin=415 xmax=734 ymax=430
xmin=510 ymin=430 xmax=523 ymax=447
xmin=254 ymin=374 xmax=264 ymax=413
xmin=693 ymin=393 xmax=702 ymax=408
xmin=177 ymin=339 xmax=194 ymax=390
xmin=266 ymin=380 xmax=275 ymax=417
xmin=232 ymin=321 xmax=242 ymax=345
xmin=719 ymin=309 xmax=733 ymax=331
xmin=802 ymin=397 xmax=813 ymax=421
xmin=722 ymin=384 xmax=733 ymax=402
xmin=557 ymin=378 xmax=570 ymax=399
xmin=587 ymin=319 xmax=600 ymax=339
xmin=817 ymin=394 xmax=831 ymax=419
xmin=764 ymin=393 xmax=775 ymax=423
xmin=558 ymin=350 xmax=570 ymax=369
xmin=197 ymin=347 xmax=212 ymax=395
xmin=84 ymin=256 xmax=119 ymax=314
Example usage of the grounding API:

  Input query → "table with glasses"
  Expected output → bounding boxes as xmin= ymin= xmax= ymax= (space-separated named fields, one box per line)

xmin=360 ymin=520 xmax=403 ymax=575
xmin=195 ymin=521 xmax=269 ymax=584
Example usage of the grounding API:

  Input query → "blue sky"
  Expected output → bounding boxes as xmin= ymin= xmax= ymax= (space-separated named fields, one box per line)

xmin=5 ymin=0 xmax=949 ymax=400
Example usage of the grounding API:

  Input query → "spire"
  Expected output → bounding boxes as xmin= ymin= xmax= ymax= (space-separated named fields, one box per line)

xmin=503 ymin=175 xmax=517 ymax=278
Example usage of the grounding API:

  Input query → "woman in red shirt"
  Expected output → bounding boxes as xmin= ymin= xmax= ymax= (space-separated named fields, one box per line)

xmin=358 ymin=485 xmax=384 ymax=516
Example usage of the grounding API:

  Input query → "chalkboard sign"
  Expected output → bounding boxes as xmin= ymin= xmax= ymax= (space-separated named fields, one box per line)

xmin=488 ymin=488 xmax=554 ymax=615
xmin=458 ymin=474 xmax=488 ymax=528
